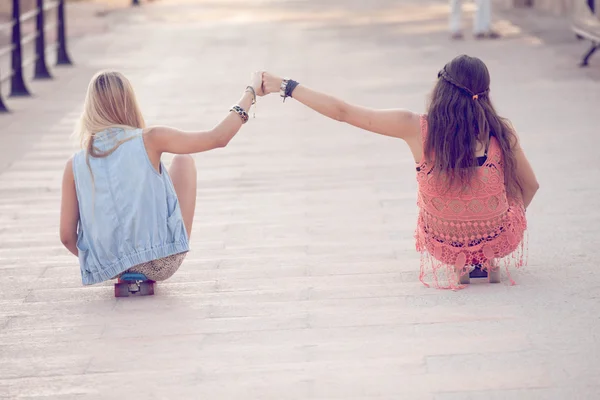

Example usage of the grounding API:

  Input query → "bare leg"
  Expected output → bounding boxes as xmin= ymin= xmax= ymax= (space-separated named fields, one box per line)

xmin=168 ymin=154 xmax=197 ymax=239
xmin=449 ymin=0 xmax=463 ymax=38
xmin=474 ymin=0 xmax=500 ymax=39
xmin=473 ymin=0 xmax=487 ymax=36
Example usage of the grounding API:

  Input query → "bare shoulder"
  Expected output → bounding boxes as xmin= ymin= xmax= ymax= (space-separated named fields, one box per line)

xmin=142 ymin=125 xmax=169 ymax=151
xmin=142 ymin=125 xmax=162 ymax=140
xmin=383 ymin=108 xmax=422 ymax=140
xmin=401 ymin=112 xmax=425 ymax=162
xmin=399 ymin=111 xmax=423 ymax=140
xmin=143 ymin=125 xmax=182 ymax=140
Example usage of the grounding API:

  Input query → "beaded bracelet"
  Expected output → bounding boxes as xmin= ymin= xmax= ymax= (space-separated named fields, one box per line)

xmin=230 ymin=105 xmax=249 ymax=124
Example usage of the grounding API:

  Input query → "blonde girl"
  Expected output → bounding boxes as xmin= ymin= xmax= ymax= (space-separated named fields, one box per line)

xmin=60 ymin=71 xmax=263 ymax=284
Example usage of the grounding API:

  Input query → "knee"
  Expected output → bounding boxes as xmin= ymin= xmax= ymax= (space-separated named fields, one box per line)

xmin=171 ymin=154 xmax=196 ymax=175
xmin=172 ymin=154 xmax=195 ymax=168
xmin=169 ymin=154 xmax=197 ymax=186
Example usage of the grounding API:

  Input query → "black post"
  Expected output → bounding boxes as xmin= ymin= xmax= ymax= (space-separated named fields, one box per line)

xmin=10 ymin=0 xmax=31 ymax=97
xmin=56 ymin=0 xmax=72 ymax=65
xmin=132 ymin=0 xmax=140 ymax=6
xmin=580 ymin=44 xmax=599 ymax=67
xmin=34 ymin=0 xmax=52 ymax=79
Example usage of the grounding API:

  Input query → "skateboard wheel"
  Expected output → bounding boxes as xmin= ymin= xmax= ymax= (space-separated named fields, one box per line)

xmin=114 ymin=278 xmax=155 ymax=297
xmin=456 ymin=267 xmax=470 ymax=285
xmin=488 ymin=268 xmax=501 ymax=284
xmin=139 ymin=282 xmax=155 ymax=296
xmin=114 ymin=282 xmax=130 ymax=298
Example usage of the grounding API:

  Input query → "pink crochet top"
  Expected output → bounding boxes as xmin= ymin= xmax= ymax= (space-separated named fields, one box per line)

xmin=415 ymin=115 xmax=527 ymax=289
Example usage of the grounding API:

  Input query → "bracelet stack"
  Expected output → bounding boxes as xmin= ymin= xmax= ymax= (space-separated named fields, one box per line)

xmin=230 ymin=105 xmax=249 ymax=124
xmin=280 ymin=78 xmax=300 ymax=102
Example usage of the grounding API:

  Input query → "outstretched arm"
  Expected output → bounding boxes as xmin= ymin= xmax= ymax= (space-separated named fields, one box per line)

xmin=262 ymin=73 xmax=420 ymax=141
xmin=145 ymin=72 xmax=264 ymax=155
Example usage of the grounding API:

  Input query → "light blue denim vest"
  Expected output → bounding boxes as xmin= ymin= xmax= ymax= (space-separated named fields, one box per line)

xmin=72 ymin=128 xmax=189 ymax=285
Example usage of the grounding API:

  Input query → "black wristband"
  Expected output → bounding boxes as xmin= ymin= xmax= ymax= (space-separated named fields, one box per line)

xmin=285 ymin=80 xmax=299 ymax=98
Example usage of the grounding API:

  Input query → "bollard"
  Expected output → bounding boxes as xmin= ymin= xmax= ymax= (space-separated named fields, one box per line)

xmin=56 ymin=0 xmax=73 ymax=65
xmin=10 ymin=0 xmax=31 ymax=97
xmin=34 ymin=0 xmax=52 ymax=79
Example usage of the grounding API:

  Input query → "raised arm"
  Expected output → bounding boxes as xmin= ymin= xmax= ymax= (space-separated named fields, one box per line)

xmin=145 ymin=72 xmax=264 ymax=155
xmin=261 ymin=72 xmax=421 ymax=141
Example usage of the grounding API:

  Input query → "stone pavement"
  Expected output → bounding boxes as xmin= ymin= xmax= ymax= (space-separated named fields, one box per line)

xmin=1 ymin=0 xmax=599 ymax=398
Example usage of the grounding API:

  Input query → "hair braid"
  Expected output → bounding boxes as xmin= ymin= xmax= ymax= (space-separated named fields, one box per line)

xmin=439 ymin=67 xmax=489 ymax=99
xmin=440 ymin=69 xmax=473 ymax=96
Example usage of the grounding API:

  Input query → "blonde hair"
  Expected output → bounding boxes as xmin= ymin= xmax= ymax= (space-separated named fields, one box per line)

xmin=75 ymin=70 xmax=145 ymax=158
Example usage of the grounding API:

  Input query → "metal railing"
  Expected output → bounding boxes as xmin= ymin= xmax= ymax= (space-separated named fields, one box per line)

xmin=0 ymin=0 xmax=73 ymax=113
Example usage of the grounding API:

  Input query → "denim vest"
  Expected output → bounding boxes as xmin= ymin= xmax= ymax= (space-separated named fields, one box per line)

xmin=72 ymin=128 xmax=189 ymax=285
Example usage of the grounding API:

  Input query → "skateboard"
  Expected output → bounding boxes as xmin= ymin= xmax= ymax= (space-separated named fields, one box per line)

xmin=114 ymin=273 xmax=155 ymax=297
xmin=459 ymin=264 xmax=500 ymax=285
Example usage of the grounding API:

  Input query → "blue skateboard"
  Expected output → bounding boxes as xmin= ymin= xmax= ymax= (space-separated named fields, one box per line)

xmin=114 ymin=273 xmax=155 ymax=297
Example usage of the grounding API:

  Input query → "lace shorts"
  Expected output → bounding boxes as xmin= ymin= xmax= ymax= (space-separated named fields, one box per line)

xmin=122 ymin=252 xmax=187 ymax=281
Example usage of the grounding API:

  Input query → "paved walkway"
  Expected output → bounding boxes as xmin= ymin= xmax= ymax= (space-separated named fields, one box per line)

xmin=1 ymin=0 xmax=599 ymax=398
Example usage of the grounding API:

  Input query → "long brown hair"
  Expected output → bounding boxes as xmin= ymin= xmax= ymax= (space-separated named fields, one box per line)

xmin=426 ymin=55 xmax=521 ymax=198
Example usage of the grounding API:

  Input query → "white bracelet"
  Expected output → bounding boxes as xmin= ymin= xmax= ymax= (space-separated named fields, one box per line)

xmin=279 ymin=78 xmax=289 ymax=98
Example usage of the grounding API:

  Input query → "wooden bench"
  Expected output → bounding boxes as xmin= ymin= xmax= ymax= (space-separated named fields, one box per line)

xmin=572 ymin=0 xmax=600 ymax=66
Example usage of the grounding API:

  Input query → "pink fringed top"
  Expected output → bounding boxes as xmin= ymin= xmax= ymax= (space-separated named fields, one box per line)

xmin=415 ymin=115 xmax=527 ymax=290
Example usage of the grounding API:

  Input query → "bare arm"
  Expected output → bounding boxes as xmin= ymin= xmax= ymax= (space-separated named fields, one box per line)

xmin=146 ymin=72 xmax=263 ymax=155
xmin=60 ymin=158 xmax=79 ymax=257
xmin=261 ymin=73 xmax=421 ymax=141
xmin=513 ymin=140 xmax=539 ymax=209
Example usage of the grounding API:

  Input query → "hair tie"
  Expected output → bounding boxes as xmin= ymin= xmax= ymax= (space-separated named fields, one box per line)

xmin=473 ymin=89 xmax=489 ymax=100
